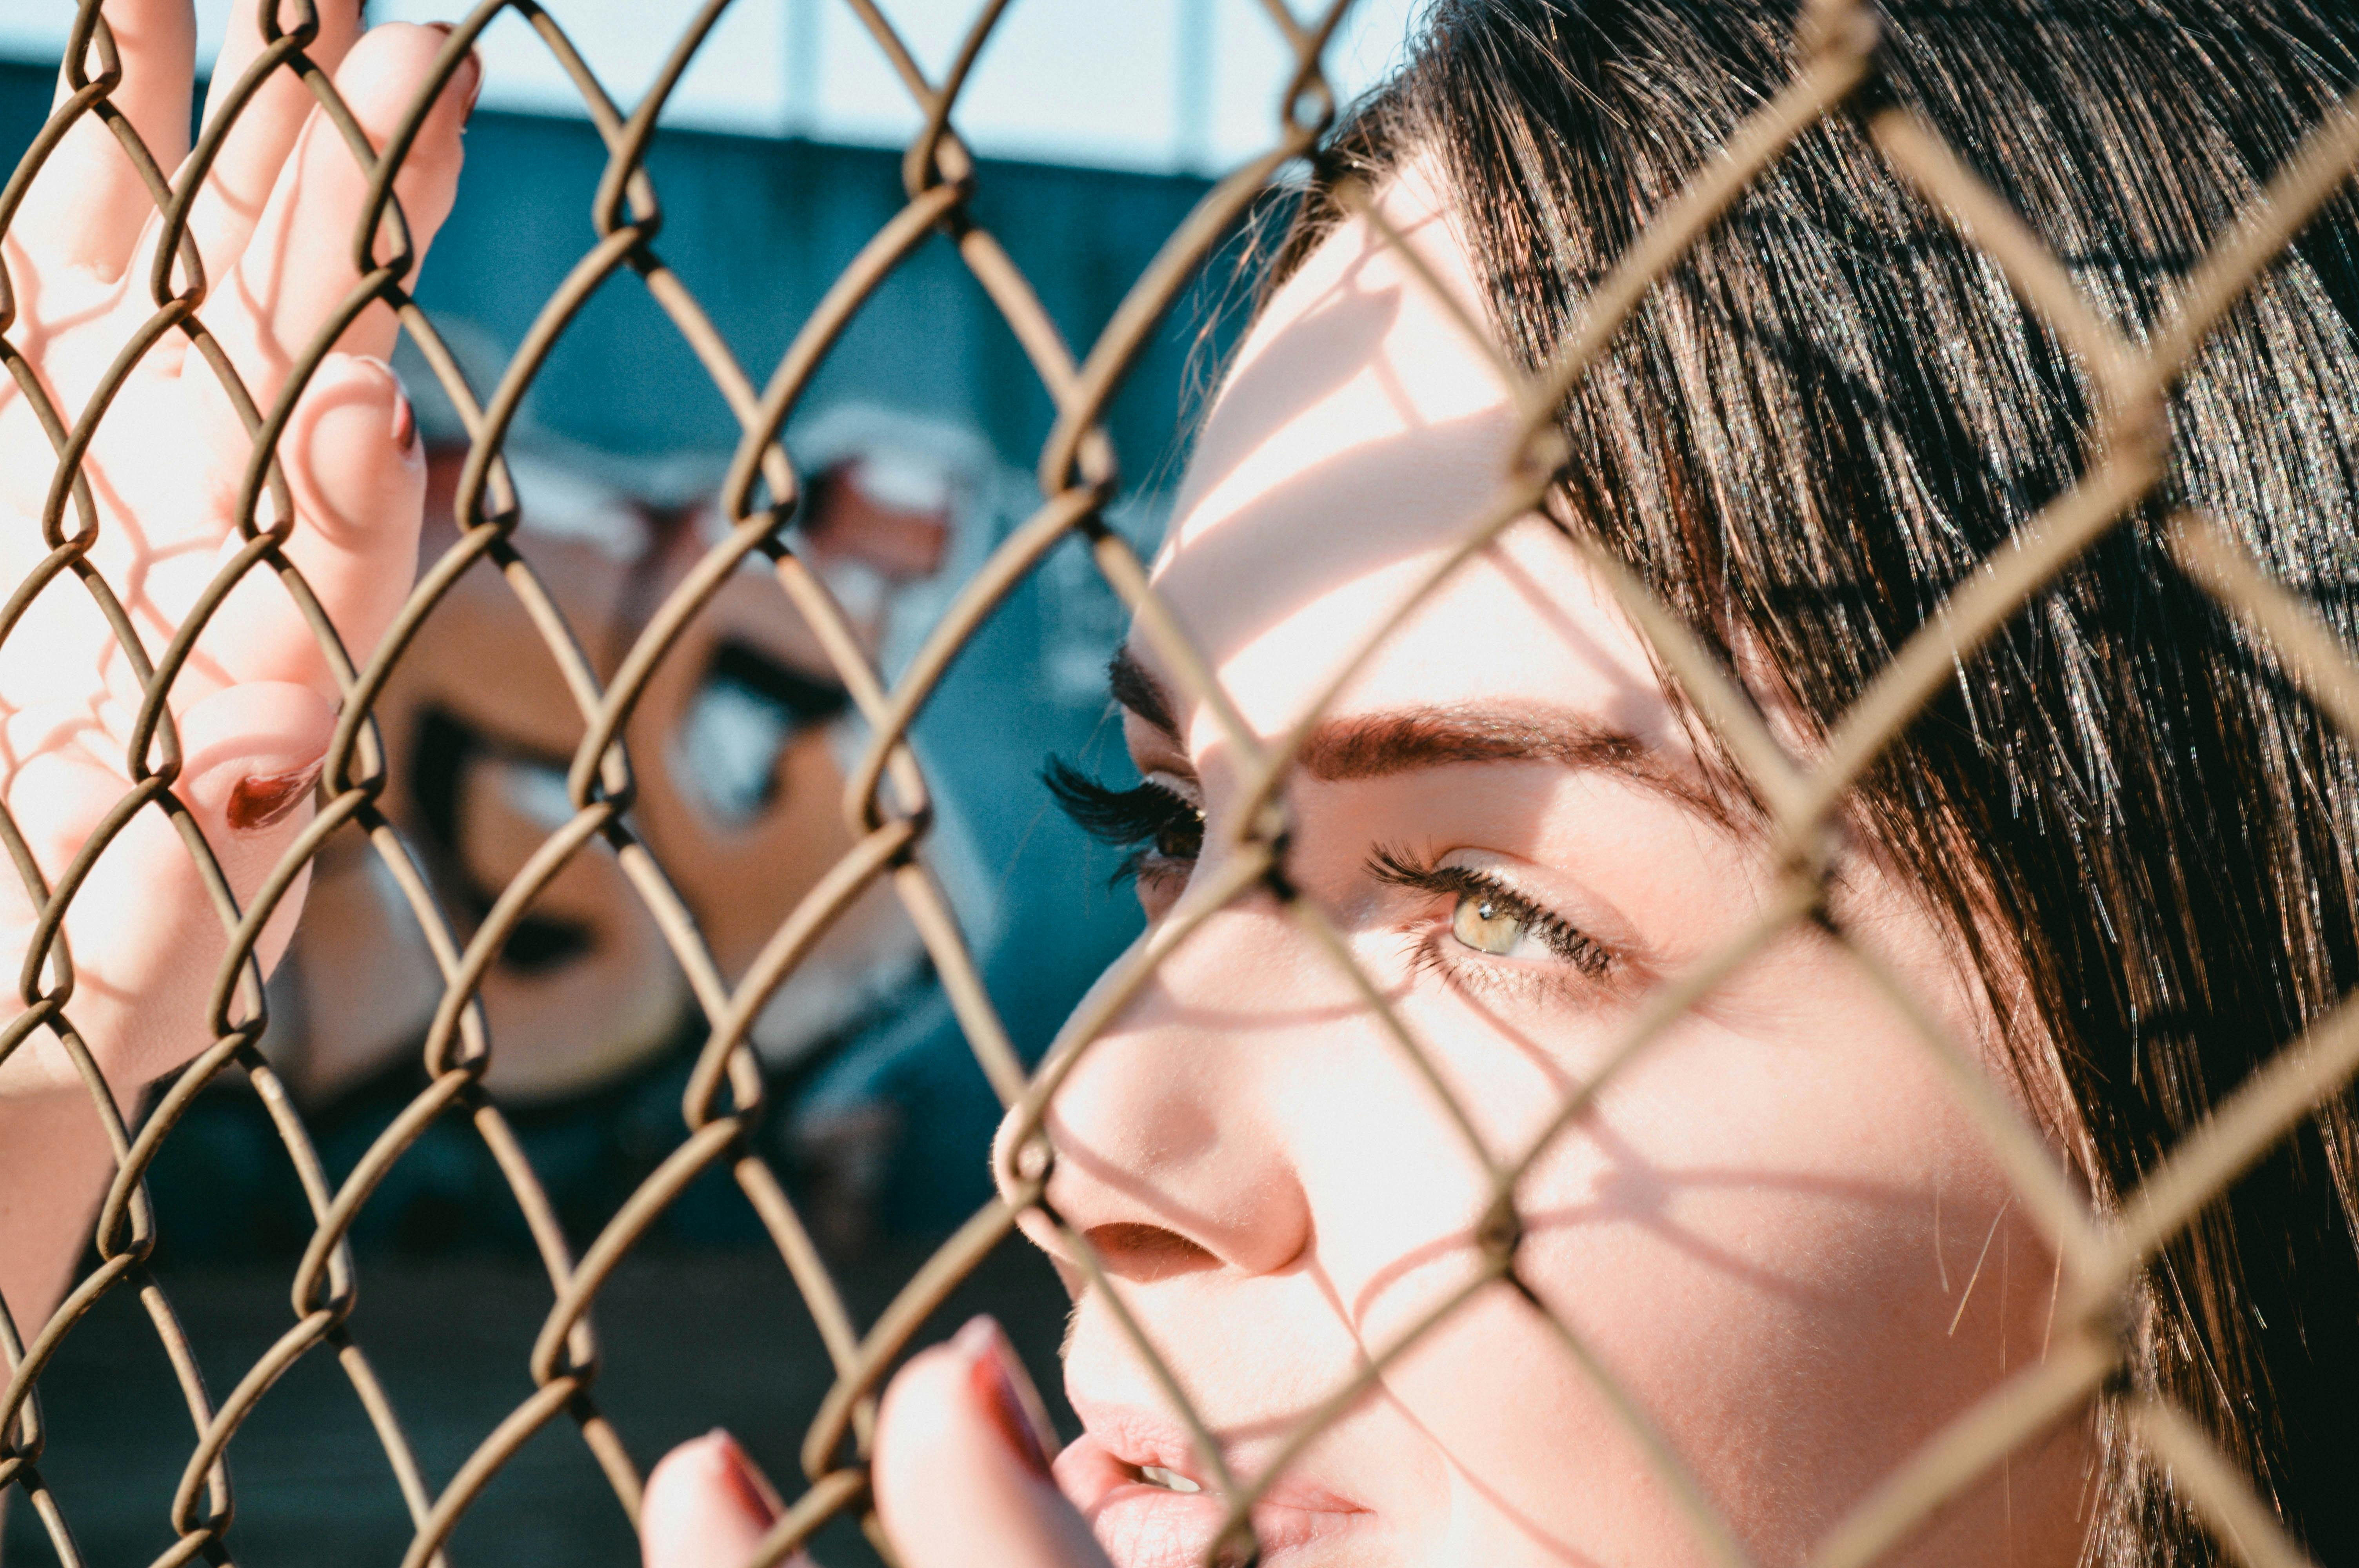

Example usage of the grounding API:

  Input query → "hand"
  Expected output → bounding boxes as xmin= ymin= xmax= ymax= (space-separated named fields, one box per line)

xmin=0 ymin=0 xmax=473 ymax=1102
xmin=640 ymin=1318 xmax=1114 ymax=1568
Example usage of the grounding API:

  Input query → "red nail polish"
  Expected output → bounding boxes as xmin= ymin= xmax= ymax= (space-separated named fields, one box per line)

xmin=955 ymin=1317 xmax=1058 ymax=1480
xmin=457 ymin=49 xmax=484 ymax=121
xmin=391 ymin=391 xmax=416 ymax=451
xmin=706 ymin=1430 xmax=784 ymax=1525
xmin=227 ymin=762 xmax=323 ymax=831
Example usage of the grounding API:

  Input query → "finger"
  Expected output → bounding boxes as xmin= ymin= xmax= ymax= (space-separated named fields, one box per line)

xmin=234 ymin=351 xmax=429 ymax=698
xmin=280 ymin=351 xmax=425 ymax=671
xmin=208 ymin=21 xmax=475 ymax=408
xmin=5 ymin=679 xmax=330 ymax=1094
xmin=874 ymin=1318 xmax=1112 ymax=1568
xmin=182 ymin=0 xmax=367 ymax=290
xmin=179 ymin=351 xmax=423 ymax=706
xmin=19 ymin=0 xmax=197 ymax=279
xmin=168 ymin=675 xmax=332 ymax=949
xmin=641 ymin=1430 xmax=806 ymax=1568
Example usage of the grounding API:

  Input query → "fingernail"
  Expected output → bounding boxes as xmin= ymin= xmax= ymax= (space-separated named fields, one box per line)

xmin=954 ymin=1316 xmax=1058 ymax=1481
xmin=421 ymin=25 xmax=484 ymax=120
xmin=705 ymin=1429 xmax=784 ymax=1525
xmin=391 ymin=390 xmax=416 ymax=451
xmin=456 ymin=49 xmax=484 ymax=122
xmin=228 ymin=761 xmax=323 ymax=831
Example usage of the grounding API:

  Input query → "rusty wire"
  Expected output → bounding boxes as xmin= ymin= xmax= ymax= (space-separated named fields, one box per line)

xmin=0 ymin=0 xmax=2355 ymax=1565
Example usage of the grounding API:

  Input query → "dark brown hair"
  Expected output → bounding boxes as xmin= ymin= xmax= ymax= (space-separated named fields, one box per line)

xmin=1269 ymin=1 xmax=2359 ymax=1560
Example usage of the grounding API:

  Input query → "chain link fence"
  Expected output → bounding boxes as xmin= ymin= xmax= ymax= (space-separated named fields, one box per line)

xmin=2 ymin=0 xmax=2357 ymax=1564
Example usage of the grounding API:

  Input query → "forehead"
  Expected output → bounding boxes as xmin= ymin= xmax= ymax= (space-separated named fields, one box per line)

xmin=1143 ymin=165 xmax=1683 ymax=759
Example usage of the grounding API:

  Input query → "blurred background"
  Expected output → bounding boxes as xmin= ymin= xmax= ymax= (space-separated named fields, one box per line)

xmin=0 ymin=3 xmax=1414 ymax=1564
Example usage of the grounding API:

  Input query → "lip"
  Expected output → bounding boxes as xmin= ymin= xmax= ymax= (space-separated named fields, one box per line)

xmin=1056 ymin=1406 xmax=1374 ymax=1568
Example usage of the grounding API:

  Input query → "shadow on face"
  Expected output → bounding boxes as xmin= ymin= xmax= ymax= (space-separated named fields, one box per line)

xmin=1015 ymin=169 xmax=2092 ymax=1568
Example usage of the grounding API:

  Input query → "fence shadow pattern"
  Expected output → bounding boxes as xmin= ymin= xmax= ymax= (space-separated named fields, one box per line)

xmin=3 ymin=0 xmax=2359 ymax=1564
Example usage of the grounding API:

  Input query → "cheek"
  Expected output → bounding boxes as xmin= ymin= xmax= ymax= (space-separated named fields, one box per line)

xmin=1299 ymin=983 xmax=2077 ymax=1562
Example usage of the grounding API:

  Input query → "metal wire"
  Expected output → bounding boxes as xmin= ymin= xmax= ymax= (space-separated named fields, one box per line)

xmin=0 ymin=1 xmax=2354 ymax=1565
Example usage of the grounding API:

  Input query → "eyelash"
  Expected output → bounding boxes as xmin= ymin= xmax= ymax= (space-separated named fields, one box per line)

xmin=1044 ymin=758 xmax=1204 ymax=884
xmin=1368 ymin=845 xmax=1613 ymax=985
xmin=1043 ymin=769 xmax=1611 ymax=996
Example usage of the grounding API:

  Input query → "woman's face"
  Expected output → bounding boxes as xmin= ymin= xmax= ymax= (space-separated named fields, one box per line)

xmin=1017 ymin=166 xmax=2091 ymax=1567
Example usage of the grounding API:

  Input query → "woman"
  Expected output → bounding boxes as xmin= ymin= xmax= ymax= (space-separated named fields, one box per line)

xmin=3 ymin=1 xmax=2355 ymax=1565
xmin=659 ymin=2 xmax=2359 ymax=1563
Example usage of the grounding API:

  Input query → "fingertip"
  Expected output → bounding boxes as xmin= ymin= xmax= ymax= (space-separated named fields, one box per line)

xmin=642 ymin=1430 xmax=782 ymax=1568
xmin=312 ymin=21 xmax=477 ymax=361
xmin=335 ymin=19 xmax=478 ymax=171
xmin=180 ymin=357 xmax=421 ymax=711
xmin=287 ymin=352 xmax=423 ymax=547
xmin=176 ymin=681 xmax=338 ymax=837
xmin=333 ymin=20 xmax=463 ymax=103
xmin=874 ymin=1321 xmax=1112 ymax=1567
xmin=877 ymin=1311 xmax=1052 ymax=1471
xmin=393 ymin=378 xmax=420 ymax=454
xmin=951 ymin=1316 xmax=1060 ymax=1478
xmin=170 ymin=680 xmax=333 ymax=969
xmin=303 ymin=350 xmax=422 ymax=454
xmin=873 ymin=1321 xmax=1051 ymax=1502
xmin=434 ymin=27 xmax=485 ymax=126
xmin=299 ymin=347 xmax=409 ymax=414
xmin=215 ymin=14 xmax=476 ymax=389
xmin=874 ymin=1338 xmax=980 ymax=1474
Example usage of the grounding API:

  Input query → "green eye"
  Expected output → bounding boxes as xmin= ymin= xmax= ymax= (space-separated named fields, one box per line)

xmin=1452 ymin=891 xmax=1532 ymax=956
xmin=1370 ymin=847 xmax=1614 ymax=981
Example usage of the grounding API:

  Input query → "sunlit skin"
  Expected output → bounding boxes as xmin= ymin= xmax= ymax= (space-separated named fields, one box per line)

xmin=647 ymin=166 xmax=2097 ymax=1567
xmin=0 ymin=6 xmax=2094 ymax=1561
xmin=0 ymin=0 xmax=471 ymax=1324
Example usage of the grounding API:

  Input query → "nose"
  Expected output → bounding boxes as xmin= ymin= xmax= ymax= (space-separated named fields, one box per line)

xmin=996 ymin=891 xmax=1318 ymax=1283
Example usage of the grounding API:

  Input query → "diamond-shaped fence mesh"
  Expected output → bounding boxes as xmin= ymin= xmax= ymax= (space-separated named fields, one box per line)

xmin=2 ymin=0 xmax=2357 ymax=1564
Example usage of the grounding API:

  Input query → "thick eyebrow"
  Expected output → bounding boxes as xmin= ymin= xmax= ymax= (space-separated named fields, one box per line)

xmin=1109 ymin=646 xmax=1180 ymax=736
xmin=1107 ymin=646 xmax=1734 ymax=828
xmin=1298 ymin=707 xmax=1733 ymax=826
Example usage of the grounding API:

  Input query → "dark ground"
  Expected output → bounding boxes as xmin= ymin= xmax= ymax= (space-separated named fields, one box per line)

xmin=2 ymin=1239 xmax=1073 ymax=1568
